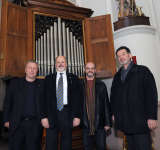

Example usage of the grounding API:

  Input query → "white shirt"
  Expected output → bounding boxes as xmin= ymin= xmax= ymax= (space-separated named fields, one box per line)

xmin=56 ymin=71 xmax=68 ymax=105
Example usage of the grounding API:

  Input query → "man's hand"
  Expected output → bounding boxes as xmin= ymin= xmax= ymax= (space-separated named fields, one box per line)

xmin=104 ymin=126 xmax=110 ymax=131
xmin=41 ymin=118 xmax=50 ymax=128
xmin=147 ymin=119 xmax=158 ymax=130
xmin=73 ymin=118 xmax=80 ymax=127
xmin=112 ymin=115 xmax=115 ymax=121
xmin=4 ymin=122 xmax=9 ymax=128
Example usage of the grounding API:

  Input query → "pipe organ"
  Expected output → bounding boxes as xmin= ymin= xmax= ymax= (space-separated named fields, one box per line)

xmin=0 ymin=0 xmax=116 ymax=78
xmin=35 ymin=15 xmax=85 ymax=77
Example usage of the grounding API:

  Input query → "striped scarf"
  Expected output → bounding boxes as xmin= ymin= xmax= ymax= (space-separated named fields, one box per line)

xmin=85 ymin=79 xmax=95 ymax=135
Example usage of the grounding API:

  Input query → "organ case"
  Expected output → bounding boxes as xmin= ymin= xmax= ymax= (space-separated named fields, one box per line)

xmin=0 ymin=0 xmax=116 ymax=78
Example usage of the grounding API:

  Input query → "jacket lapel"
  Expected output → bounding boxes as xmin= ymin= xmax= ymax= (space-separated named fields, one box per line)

xmin=20 ymin=78 xmax=27 ymax=103
xmin=52 ymin=73 xmax=57 ymax=105
xmin=116 ymin=63 xmax=137 ymax=84
xmin=67 ymin=73 xmax=71 ymax=105
xmin=54 ymin=73 xmax=57 ymax=92
xmin=17 ymin=78 xmax=27 ymax=116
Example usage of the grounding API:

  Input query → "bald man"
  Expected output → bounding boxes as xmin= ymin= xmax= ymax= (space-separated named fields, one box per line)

xmin=81 ymin=62 xmax=112 ymax=150
xmin=41 ymin=56 xmax=81 ymax=150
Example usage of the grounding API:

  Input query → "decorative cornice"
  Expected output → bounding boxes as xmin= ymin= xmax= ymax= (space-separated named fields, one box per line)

xmin=114 ymin=25 xmax=156 ymax=40
xmin=27 ymin=0 xmax=93 ymax=18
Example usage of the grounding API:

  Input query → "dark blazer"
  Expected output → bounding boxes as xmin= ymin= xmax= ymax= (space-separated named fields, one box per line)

xmin=81 ymin=79 xmax=112 ymax=130
xmin=3 ymin=77 xmax=44 ymax=133
xmin=42 ymin=73 xmax=81 ymax=128
xmin=110 ymin=63 xmax=158 ymax=134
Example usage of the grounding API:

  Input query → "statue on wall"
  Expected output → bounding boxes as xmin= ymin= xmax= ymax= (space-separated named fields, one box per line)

xmin=116 ymin=0 xmax=144 ymax=18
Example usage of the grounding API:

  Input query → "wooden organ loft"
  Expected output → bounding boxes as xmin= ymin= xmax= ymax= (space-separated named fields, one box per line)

xmin=0 ymin=0 xmax=116 ymax=149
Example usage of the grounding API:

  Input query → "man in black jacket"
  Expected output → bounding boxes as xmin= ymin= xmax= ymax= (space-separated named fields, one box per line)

xmin=41 ymin=56 xmax=81 ymax=150
xmin=3 ymin=60 xmax=44 ymax=150
xmin=81 ymin=62 xmax=111 ymax=150
xmin=110 ymin=46 xmax=158 ymax=150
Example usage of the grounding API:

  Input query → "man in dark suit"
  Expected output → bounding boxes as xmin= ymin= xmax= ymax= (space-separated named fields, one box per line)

xmin=41 ymin=56 xmax=81 ymax=150
xmin=110 ymin=46 xmax=158 ymax=150
xmin=3 ymin=60 xmax=44 ymax=150
xmin=81 ymin=62 xmax=112 ymax=150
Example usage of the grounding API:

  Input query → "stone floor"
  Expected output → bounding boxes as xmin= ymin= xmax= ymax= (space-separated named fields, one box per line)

xmin=0 ymin=137 xmax=8 ymax=150
xmin=0 ymin=128 xmax=9 ymax=150
xmin=0 ymin=110 xmax=160 ymax=150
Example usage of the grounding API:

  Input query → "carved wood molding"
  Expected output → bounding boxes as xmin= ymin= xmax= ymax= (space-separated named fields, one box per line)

xmin=13 ymin=0 xmax=75 ymax=6
xmin=11 ymin=0 xmax=93 ymax=18
xmin=114 ymin=16 xmax=150 ymax=31
xmin=47 ymin=0 xmax=75 ymax=6
xmin=27 ymin=0 xmax=93 ymax=18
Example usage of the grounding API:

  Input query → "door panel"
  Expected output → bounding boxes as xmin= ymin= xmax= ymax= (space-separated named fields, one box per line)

xmin=0 ymin=1 xmax=29 ymax=76
xmin=83 ymin=14 xmax=116 ymax=78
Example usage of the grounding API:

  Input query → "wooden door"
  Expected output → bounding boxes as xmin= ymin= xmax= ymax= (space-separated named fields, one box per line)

xmin=0 ymin=0 xmax=30 ymax=77
xmin=83 ymin=15 xmax=116 ymax=78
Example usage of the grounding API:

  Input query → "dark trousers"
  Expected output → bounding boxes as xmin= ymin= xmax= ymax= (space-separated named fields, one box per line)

xmin=46 ymin=107 xmax=72 ymax=150
xmin=83 ymin=129 xmax=106 ymax=150
xmin=9 ymin=119 xmax=42 ymax=150
xmin=0 ymin=111 xmax=3 ymax=137
xmin=126 ymin=133 xmax=152 ymax=150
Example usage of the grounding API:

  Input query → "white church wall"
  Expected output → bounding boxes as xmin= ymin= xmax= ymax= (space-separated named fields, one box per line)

xmin=76 ymin=0 xmax=114 ymax=20
xmin=114 ymin=25 xmax=160 ymax=100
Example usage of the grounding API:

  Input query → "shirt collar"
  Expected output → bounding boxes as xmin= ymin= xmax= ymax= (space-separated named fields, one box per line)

xmin=57 ymin=71 xmax=66 ymax=76
xmin=122 ymin=61 xmax=134 ymax=71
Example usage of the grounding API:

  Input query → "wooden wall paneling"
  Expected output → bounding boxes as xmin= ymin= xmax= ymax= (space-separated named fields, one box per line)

xmin=4 ymin=2 xmax=28 ymax=77
xmin=0 ymin=0 xmax=34 ymax=77
xmin=72 ymin=127 xmax=83 ymax=149
xmin=105 ymin=15 xmax=117 ymax=76
xmin=0 ymin=0 xmax=8 ymax=76
xmin=0 ymin=36 xmax=4 ymax=74
xmin=5 ymin=35 xmax=27 ymax=76
xmin=27 ymin=8 xmax=34 ymax=60
xmin=0 ymin=0 xmax=2 ymax=31
xmin=83 ymin=14 xmax=116 ymax=78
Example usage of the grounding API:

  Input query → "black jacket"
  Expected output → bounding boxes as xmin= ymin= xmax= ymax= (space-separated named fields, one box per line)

xmin=81 ymin=79 xmax=112 ymax=130
xmin=42 ymin=73 xmax=82 ymax=128
xmin=3 ymin=77 xmax=44 ymax=133
xmin=110 ymin=63 xmax=158 ymax=134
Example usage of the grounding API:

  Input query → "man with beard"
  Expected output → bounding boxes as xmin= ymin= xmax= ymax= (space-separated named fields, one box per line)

xmin=110 ymin=46 xmax=158 ymax=150
xmin=41 ymin=56 xmax=81 ymax=150
xmin=81 ymin=62 xmax=112 ymax=150
xmin=3 ymin=60 xmax=44 ymax=150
